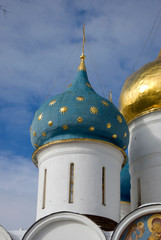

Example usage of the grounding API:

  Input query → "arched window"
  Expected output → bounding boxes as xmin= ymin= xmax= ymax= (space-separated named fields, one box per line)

xmin=102 ymin=167 xmax=106 ymax=206
xmin=69 ymin=163 xmax=74 ymax=203
xmin=137 ymin=178 xmax=141 ymax=207
xmin=42 ymin=169 xmax=47 ymax=209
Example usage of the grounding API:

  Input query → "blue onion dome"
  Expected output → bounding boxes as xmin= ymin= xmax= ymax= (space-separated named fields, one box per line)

xmin=120 ymin=160 xmax=131 ymax=202
xmin=30 ymin=51 xmax=129 ymax=161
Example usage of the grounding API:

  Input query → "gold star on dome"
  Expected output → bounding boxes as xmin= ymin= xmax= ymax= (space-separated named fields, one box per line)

xmin=62 ymin=125 xmax=68 ymax=130
xmin=102 ymin=101 xmax=109 ymax=106
xmin=117 ymin=115 xmax=122 ymax=123
xmin=124 ymin=132 xmax=127 ymax=138
xmin=67 ymin=83 xmax=72 ymax=88
xmin=33 ymin=131 xmax=36 ymax=137
xmin=49 ymin=99 xmax=56 ymax=106
xmin=106 ymin=123 xmax=111 ymax=129
xmin=89 ymin=126 xmax=95 ymax=131
xmin=86 ymin=83 xmax=92 ymax=88
xmin=77 ymin=117 xmax=83 ymax=123
xmin=48 ymin=121 xmax=53 ymax=126
xmin=112 ymin=134 xmax=117 ymax=139
xmin=60 ymin=106 xmax=68 ymax=114
xmin=123 ymin=146 xmax=126 ymax=150
xmin=76 ymin=96 xmax=84 ymax=101
xmin=35 ymin=144 xmax=39 ymax=148
xmin=42 ymin=132 xmax=46 ymax=137
xmin=38 ymin=113 xmax=43 ymax=121
xmin=90 ymin=106 xmax=98 ymax=115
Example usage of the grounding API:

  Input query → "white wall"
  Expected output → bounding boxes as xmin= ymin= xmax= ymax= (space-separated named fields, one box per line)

xmin=120 ymin=202 xmax=131 ymax=220
xmin=128 ymin=111 xmax=161 ymax=209
xmin=35 ymin=140 xmax=124 ymax=223
xmin=0 ymin=226 xmax=12 ymax=240
xmin=23 ymin=212 xmax=106 ymax=240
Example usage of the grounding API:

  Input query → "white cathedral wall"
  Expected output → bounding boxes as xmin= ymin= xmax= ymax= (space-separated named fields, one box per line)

xmin=103 ymin=231 xmax=113 ymax=240
xmin=128 ymin=111 xmax=161 ymax=210
xmin=120 ymin=202 xmax=131 ymax=220
xmin=0 ymin=226 xmax=12 ymax=240
xmin=35 ymin=140 xmax=124 ymax=223
xmin=22 ymin=212 xmax=106 ymax=240
xmin=26 ymin=220 xmax=104 ymax=240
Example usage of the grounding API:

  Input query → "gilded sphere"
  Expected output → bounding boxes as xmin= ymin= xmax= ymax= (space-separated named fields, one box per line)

xmin=119 ymin=50 xmax=161 ymax=124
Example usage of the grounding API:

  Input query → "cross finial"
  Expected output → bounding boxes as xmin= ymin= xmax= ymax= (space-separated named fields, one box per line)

xmin=82 ymin=24 xmax=86 ymax=55
xmin=78 ymin=24 xmax=86 ymax=71
xmin=108 ymin=90 xmax=113 ymax=102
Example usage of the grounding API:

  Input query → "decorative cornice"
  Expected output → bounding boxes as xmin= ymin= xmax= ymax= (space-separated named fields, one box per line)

xmin=32 ymin=138 xmax=127 ymax=167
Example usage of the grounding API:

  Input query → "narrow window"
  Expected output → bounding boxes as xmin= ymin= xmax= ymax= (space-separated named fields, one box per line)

xmin=137 ymin=178 xmax=141 ymax=207
xmin=42 ymin=169 xmax=47 ymax=209
xmin=102 ymin=167 xmax=106 ymax=206
xmin=69 ymin=163 xmax=74 ymax=203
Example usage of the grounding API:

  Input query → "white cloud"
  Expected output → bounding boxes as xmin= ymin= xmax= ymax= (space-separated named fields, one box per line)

xmin=0 ymin=150 xmax=38 ymax=229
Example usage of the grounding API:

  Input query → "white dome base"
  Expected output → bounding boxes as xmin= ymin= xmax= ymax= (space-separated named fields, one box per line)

xmin=129 ymin=111 xmax=161 ymax=209
xmin=35 ymin=140 xmax=124 ymax=228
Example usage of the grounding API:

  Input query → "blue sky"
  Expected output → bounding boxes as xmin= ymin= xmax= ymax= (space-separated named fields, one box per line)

xmin=0 ymin=0 xmax=160 ymax=230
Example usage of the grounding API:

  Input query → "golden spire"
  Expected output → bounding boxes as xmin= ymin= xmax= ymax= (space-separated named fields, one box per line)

xmin=78 ymin=24 xmax=86 ymax=71
xmin=108 ymin=90 xmax=113 ymax=102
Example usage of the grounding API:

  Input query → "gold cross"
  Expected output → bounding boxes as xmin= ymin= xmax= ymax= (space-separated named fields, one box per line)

xmin=108 ymin=90 xmax=112 ymax=102
xmin=78 ymin=24 xmax=86 ymax=71
xmin=82 ymin=24 xmax=86 ymax=55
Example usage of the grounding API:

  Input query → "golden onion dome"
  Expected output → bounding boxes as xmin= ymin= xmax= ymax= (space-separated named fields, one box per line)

xmin=119 ymin=49 xmax=161 ymax=124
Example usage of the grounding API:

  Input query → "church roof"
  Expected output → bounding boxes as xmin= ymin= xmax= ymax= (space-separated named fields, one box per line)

xmin=30 ymin=27 xmax=129 ymax=157
xmin=30 ymin=60 xmax=129 ymax=153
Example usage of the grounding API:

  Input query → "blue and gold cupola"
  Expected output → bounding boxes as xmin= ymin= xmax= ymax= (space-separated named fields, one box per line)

xmin=30 ymin=28 xmax=129 ymax=162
